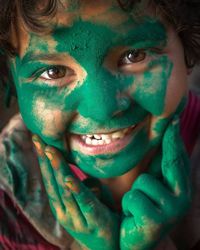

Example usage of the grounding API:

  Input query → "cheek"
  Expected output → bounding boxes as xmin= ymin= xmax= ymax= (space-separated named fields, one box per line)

xmin=164 ymin=61 xmax=188 ymax=115
xmin=32 ymin=99 xmax=68 ymax=138
xmin=129 ymin=56 xmax=173 ymax=116
xmin=18 ymin=90 xmax=71 ymax=139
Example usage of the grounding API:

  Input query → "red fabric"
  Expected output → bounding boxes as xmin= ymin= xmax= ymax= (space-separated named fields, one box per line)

xmin=180 ymin=92 xmax=200 ymax=155
xmin=0 ymin=190 xmax=59 ymax=250
xmin=70 ymin=164 xmax=88 ymax=181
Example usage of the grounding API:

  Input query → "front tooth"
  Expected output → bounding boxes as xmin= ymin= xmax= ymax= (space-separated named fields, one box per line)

xmin=111 ymin=131 xmax=124 ymax=139
xmin=86 ymin=137 xmax=92 ymax=145
xmin=94 ymin=134 xmax=101 ymax=139
xmin=86 ymin=134 xmax=93 ymax=138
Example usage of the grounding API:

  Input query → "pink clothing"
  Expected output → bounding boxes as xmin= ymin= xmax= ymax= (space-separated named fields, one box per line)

xmin=181 ymin=91 xmax=200 ymax=155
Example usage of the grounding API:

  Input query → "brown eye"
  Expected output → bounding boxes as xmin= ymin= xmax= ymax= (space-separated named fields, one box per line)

xmin=44 ymin=66 xmax=67 ymax=79
xmin=35 ymin=64 xmax=77 ymax=87
xmin=118 ymin=49 xmax=146 ymax=67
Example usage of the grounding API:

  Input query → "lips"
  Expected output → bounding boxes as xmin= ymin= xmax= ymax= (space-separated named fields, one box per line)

xmin=69 ymin=118 xmax=148 ymax=156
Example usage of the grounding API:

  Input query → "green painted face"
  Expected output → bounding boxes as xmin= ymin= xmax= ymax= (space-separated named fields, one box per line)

xmin=11 ymin=0 xmax=188 ymax=178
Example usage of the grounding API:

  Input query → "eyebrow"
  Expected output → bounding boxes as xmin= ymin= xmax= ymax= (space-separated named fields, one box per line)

xmin=114 ymin=17 xmax=166 ymax=46
xmin=21 ymin=53 xmax=64 ymax=66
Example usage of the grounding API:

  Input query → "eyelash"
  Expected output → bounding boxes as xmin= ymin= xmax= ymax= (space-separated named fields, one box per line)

xmin=117 ymin=47 xmax=163 ymax=73
xmin=31 ymin=65 xmax=76 ymax=87
xmin=118 ymin=49 xmax=146 ymax=67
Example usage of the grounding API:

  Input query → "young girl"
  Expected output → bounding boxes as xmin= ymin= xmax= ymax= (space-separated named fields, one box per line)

xmin=0 ymin=0 xmax=200 ymax=249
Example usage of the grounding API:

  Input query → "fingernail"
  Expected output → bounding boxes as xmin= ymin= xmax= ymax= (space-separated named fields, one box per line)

xmin=65 ymin=176 xmax=80 ymax=194
xmin=45 ymin=147 xmax=60 ymax=170
xmin=32 ymin=135 xmax=45 ymax=157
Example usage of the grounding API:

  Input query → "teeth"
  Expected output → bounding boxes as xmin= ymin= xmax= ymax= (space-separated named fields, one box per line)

xmin=101 ymin=134 xmax=110 ymax=140
xmin=86 ymin=134 xmax=93 ymax=138
xmin=111 ymin=131 xmax=124 ymax=139
xmin=98 ymin=140 xmax=104 ymax=145
xmin=92 ymin=139 xmax=99 ymax=145
xmin=94 ymin=134 xmax=101 ymax=139
xmin=81 ymin=125 xmax=136 ymax=146
xmin=85 ymin=137 xmax=92 ymax=145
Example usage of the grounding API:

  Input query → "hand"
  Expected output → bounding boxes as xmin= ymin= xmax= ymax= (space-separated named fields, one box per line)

xmin=120 ymin=119 xmax=192 ymax=250
xmin=32 ymin=136 xmax=120 ymax=250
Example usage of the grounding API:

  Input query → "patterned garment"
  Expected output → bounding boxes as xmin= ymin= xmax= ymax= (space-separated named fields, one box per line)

xmin=0 ymin=92 xmax=200 ymax=250
xmin=0 ymin=190 xmax=59 ymax=250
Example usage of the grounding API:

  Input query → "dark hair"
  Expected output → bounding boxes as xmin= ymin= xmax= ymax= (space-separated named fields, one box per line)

xmin=0 ymin=0 xmax=200 ymax=83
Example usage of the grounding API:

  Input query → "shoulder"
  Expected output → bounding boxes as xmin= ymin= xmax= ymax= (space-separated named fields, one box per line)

xmin=0 ymin=114 xmax=73 ymax=248
xmin=0 ymin=113 xmax=38 ymax=194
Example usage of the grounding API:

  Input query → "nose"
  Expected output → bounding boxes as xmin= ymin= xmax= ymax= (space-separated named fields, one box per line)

xmin=78 ymin=71 xmax=131 ymax=122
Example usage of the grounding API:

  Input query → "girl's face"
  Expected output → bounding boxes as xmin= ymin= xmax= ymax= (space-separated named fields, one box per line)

xmin=11 ymin=0 xmax=188 ymax=178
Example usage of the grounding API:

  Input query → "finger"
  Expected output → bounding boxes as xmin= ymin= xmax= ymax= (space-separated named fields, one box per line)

xmin=32 ymin=135 xmax=64 ymax=210
xmin=120 ymin=216 xmax=161 ymax=250
xmin=65 ymin=175 xmax=106 ymax=225
xmin=132 ymin=173 xmax=174 ymax=213
xmin=44 ymin=145 xmax=81 ymax=196
xmin=44 ymin=147 xmax=87 ymax=228
xmin=122 ymin=189 xmax=164 ymax=225
xmin=161 ymin=119 xmax=190 ymax=197
xmin=44 ymin=146 xmax=72 ymax=197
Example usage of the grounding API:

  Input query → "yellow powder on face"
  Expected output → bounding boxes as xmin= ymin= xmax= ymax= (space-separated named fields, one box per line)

xmin=74 ymin=115 xmax=90 ymax=129
xmin=56 ymin=0 xmax=129 ymax=31
xmin=33 ymin=98 xmax=68 ymax=137
xmin=95 ymin=158 xmax=114 ymax=169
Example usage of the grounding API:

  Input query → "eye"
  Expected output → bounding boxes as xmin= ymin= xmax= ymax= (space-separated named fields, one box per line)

xmin=118 ymin=49 xmax=146 ymax=67
xmin=31 ymin=65 xmax=76 ymax=87
xmin=40 ymin=65 xmax=70 ymax=80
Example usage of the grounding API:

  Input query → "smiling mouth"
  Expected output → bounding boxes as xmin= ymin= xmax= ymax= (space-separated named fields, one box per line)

xmin=81 ymin=125 xmax=136 ymax=146
xmin=69 ymin=118 xmax=148 ymax=156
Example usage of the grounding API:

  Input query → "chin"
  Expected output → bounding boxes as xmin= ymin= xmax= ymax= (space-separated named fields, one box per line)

xmin=69 ymin=146 xmax=151 ymax=178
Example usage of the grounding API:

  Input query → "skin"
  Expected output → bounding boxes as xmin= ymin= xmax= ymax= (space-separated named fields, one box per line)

xmin=9 ymin=0 xmax=191 ymax=249
xmin=120 ymin=120 xmax=191 ymax=249
xmin=32 ymin=134 xmax=120 ymax=250
xmin=11 ymin=0 xmax=187 ymax=179
xmin=32 ymin=119 xmax=191 ymax=250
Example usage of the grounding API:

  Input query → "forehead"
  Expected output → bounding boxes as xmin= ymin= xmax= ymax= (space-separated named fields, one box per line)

xmin=17 ymin=0 xmax=163 ymax=58
xmin=58 ymin=0 xmax=128 ymax=26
